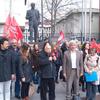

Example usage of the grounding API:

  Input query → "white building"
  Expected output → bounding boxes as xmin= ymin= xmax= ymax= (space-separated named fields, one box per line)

xmin=55 ymin=8 xmax=100 ymax=41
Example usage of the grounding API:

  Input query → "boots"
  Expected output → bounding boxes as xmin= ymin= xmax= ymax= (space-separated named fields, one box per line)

xmin=22 ymin=96 xmax=29 ymax=100
xmin=26 ymin=97 xmax=29 ymax=100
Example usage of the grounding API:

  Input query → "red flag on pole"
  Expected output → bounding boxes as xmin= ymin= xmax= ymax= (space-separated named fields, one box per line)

xmin=3 ymin=15 xmax=23 ymax=40
xmin=3 ymin=15 xmax=13 ymax=38
xmin=57 ymin=31 xmax=64 ymax=44
xmin=12 ymin=17 xmax=23 ymax=40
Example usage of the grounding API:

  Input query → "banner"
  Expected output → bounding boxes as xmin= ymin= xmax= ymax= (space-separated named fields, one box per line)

xmin=3 ymin=15 xmax=23 ymax=40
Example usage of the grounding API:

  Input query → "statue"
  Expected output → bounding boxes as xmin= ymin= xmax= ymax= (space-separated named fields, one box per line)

xmin=26 ymin=3 xmax=40 ymax=42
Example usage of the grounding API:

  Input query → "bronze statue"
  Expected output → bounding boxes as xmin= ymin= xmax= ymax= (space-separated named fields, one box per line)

xmin=26 ymin=3 xmax=40 ymax=42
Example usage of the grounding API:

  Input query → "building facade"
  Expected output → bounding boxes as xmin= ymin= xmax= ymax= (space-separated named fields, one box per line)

xmin=55 ymin=9 xmax=100 ymax=41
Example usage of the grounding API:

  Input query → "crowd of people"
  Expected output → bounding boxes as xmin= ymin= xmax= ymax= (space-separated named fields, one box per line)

xmin=0 ymin=37 xmax=100 ymax=100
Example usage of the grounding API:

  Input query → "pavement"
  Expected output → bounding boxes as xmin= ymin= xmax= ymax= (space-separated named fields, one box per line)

xmin=11 ymin=81 xmax=100 ymax=100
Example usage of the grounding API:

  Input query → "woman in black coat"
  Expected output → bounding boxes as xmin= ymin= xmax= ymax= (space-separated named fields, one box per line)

xmin=19 ymin=43 xmax=33 ymax=100
xmin=39 ymin=42 xmax=56 ymax=100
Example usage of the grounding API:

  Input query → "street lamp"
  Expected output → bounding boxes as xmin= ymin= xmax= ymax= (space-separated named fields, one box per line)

xmin=9 ymin=0 xmax=12 ymax=16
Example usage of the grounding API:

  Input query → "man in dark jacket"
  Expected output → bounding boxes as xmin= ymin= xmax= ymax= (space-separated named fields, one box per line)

xmin=0 ymin=38 xmax=15 ymax=100
xmin=9 ymin=39 xmax=21 ymax=99
xmin=26 ymin=3 xmax=40 ymax=42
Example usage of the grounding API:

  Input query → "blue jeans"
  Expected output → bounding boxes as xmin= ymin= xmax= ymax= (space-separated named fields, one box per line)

xmin=86 ymin=82 xmax=97 ymax=100
xmin=15 ymin=78 xmax=20 ymax=97
xmin=0 ymin=80 xmax=11 ymax=100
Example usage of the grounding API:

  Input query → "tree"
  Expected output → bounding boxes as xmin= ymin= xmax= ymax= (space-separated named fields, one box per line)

xmin=43 ymin=0 xmax=81 ymax=38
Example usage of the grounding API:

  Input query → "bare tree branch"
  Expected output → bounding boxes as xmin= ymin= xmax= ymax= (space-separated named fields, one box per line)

xmin=57 ymin=1 xmax=81 ymax=9
xmin=56 ymin=0 xmax=63 ymax=7
xmin=44 ymin=0 xmax=52 ymax=14
xmin=43 ymin=0 xmax=82 ymax=36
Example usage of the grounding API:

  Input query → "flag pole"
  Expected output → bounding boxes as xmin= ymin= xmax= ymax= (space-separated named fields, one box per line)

xmin=9 ymin=0 xmax=12 ymax=17
xmin=81 ymin=0 xmax=84 ymax=44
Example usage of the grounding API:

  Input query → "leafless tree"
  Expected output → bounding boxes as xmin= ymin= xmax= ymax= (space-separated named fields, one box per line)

xmin=43 ymin=0 xmax=81 ymax=38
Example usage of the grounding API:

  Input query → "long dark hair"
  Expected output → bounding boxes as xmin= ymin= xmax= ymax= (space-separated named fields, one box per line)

xmin=33 ymin=43 xmax=39 ymax=53
xmin=81 ymin=42 xmax=89 ymax=51
xmin=20 ymin=43 xmax=30 ymax=61
xmin=43 ymin=41 xmax=51 ymax=51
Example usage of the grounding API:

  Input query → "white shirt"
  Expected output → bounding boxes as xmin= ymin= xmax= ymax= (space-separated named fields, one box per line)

xmin=71 ymin=51 xmax=77 ymax=69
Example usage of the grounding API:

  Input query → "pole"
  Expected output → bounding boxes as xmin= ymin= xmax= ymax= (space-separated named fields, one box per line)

xmin=99 ymin=0 xmax=100 ymax=39
xmin=84 ymin=0 xmax=87 ymax=42
xmin=41 ymin=0 xmax=44 ymax=41
xmin=9 ymin=0 xmax=12 ymax=16
xmin=89 ymin=0 xmax=92 ymax=41
xmin=50 ymin=0 xmax=54 ymax=42
xmin=81 ymin=0 xmax=84 ymax=44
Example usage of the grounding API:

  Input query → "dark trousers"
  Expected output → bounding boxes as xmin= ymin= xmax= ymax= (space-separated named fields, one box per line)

xmin=15 ymin=77 xmax=20 ymax=97
xmin=98 ymin=85 xmax=100 ymax=93
xmin=40 ymin=78 xmax=55 ymax=100
xmin=86 ymin=82 xmax=97 ymax=100
xmin=55 ymin=66 xmax=60 ymax=82
xmin=21 ymin=82 xmax=30 ymax=98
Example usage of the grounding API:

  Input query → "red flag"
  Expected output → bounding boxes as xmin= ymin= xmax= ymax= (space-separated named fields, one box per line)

xmin=12 ymin=17 xmax=23 ymax=40
xmin=57 ymin=31 xmax=64 ymax=44
xmin=3 ymin=15 xmax=23 ymax=40
xmin=3 ymin=15 xmax=13 ymax=38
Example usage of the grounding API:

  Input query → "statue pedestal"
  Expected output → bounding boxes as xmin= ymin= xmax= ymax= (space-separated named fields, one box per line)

xmin=28 ymin=36 xmax=34 ymax=42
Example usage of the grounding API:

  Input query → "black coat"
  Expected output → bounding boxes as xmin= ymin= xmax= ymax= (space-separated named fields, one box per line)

xmin=9 ymin=46 xmax=20 ymax=77
xmin=39 ymin=51 xmax=56 ymax=78
xmin=0 ymin=49 xmax=15 ymax=82
xmin=19 ymin=57 xmax=33 ymax=82
xmin=30 ymin=51 xmax=40 ymax=71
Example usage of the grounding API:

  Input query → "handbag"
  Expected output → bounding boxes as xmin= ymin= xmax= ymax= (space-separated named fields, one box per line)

xmin=84 ymin=71 xmax=98 ymax=82
xmin=28 ymin=82 xmax=35 ymax=97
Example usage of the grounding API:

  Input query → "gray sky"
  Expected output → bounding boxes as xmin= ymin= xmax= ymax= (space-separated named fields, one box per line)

xmin=28 ymin=0 xmax=99 ymax=9
xmin=0 ymin=0 xmax=99 ymax=26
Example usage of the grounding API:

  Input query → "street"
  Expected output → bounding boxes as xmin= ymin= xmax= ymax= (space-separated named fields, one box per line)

xmin=12 ymin=81 xmax=100 ymax=100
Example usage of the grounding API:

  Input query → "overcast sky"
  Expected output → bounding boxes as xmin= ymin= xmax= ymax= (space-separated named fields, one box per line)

xmin=28 ymin=0 xmax=99 ymax=9
xmin=0 ymin=0 xmax=99 ymax=26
